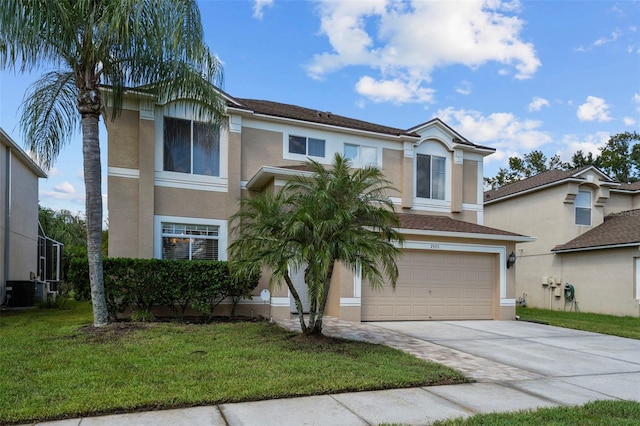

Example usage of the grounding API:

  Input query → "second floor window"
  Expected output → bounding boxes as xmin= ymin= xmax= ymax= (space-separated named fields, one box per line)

xmin=344 ymin=144 xmax=377 ymax=166
xmin=289 ymin=135 xmax=325 ymax=157
xmin=416 ymin=154 xmax=445 ymax=200
xmin=575 ymin=190 xmax=591 ymax=225
xmin=164 ymin=117 xmax=220 ymax=176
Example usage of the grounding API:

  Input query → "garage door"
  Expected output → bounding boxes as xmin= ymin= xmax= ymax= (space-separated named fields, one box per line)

xmin=362 ymin=250 xmax=495 ymax=321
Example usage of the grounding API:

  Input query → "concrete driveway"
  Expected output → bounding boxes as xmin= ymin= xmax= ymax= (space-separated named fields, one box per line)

xmin=369 ymin=320 xmax=640 ymax=402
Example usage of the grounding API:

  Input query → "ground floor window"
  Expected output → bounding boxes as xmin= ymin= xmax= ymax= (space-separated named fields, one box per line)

xmin=161 ymin=222 xmax=220 ymax=260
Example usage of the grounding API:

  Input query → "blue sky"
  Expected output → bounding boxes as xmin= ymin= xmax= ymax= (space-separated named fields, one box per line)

xmin=0 ymin=0 xmax=638 ymax=216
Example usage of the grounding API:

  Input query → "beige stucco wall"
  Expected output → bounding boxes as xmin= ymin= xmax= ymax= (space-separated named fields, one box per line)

xmin=108 ymin=176 xmax=140 ymax=258
xmin=554 ymin=248 xmax=640 ymax=317
xmin=241 ymin=127 xmax=287 ymax=181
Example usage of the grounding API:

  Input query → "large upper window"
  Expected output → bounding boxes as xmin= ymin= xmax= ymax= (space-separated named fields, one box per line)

xmin=344 ymin=144 xmax=377 ymax=166
xmin=161 ymin=222 xmax=219 ymax=260
xmin=164 ymin=117 xmax=220 ymax=176
xmin=416 ymin=154 xmax=445 ymax=200
xmin=575 ymin=190 xmax=591 ymax=225
xmin=289 ymin=135 xmax=325 ymax=157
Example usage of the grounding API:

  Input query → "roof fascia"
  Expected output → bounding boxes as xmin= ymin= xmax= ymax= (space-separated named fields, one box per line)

xmin=396 ymin=227 xmax=536 ymax=243
xmin=0 ymin=128 xmax=47 ymax=178
xmin=246 ymin=166 xmax=313 ymax=190
xmin=228 ymin=107 xmax=420 ymax=142
xmin=553 ymin=242 xmax=640 ymax=253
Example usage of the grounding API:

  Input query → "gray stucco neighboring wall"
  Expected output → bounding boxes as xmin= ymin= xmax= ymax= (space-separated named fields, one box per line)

xmin=0 ymin=128 xmax=46 ymax=303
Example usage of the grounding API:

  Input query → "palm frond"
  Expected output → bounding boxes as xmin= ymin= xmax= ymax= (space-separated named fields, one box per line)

xmin=19 ymin=71 xmax=78 ymax=168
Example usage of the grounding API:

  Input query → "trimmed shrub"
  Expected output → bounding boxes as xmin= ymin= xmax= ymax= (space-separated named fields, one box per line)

xmin=66 ymin=257 xmax=260 ymax=320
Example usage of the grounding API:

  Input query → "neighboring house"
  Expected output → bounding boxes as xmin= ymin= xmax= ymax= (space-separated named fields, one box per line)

xmin=107 ymin=93 xmax=532 ymax=322
xmin=484 ymin=166 xmax=640 ymax=317
xmin=0 ymin=129 xmax=59 ymax=306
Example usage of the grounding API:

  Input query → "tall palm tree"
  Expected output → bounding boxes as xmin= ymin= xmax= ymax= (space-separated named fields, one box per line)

xmin=230 ymin=153 xmax=404 ymax=335
xmin=0 ymin=0 xmax=225 ymax=326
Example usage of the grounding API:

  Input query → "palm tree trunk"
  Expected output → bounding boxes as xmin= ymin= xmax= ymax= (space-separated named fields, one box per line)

xmin=309 ymin=260 xmax=335 ymax=335
xmin=81 ymin=112 xmax=109 ymax=326
xmin=284 ymin=274 xmax=307 ymax=333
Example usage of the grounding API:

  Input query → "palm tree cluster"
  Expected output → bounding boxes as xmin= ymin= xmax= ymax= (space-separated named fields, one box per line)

xmin=230 ymin=154 xmax=404 ymax=335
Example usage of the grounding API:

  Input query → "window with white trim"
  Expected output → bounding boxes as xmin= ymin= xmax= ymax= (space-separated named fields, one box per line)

xmin=575 ymin=190 xmax=591 ymax=225
xmin=164 ymin=117 xmax=220 ymax=176
xmin=416 ymin=154 xmax=445 ymax=200
xmin=288 ymin=135 xmax=325 ymax=157
xmin=344 ymin=143 xmax=377 ymax=166
xmin=161 ymin=222 xmax=219 ymax=260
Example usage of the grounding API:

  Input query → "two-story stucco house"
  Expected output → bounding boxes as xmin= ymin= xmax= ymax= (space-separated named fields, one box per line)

xmin=484 ymin=166 xmax=640 ymax=317
xmin=1 ymin=127 xmax=47 ymax=306
xmin=107 ymin=92 xmax=532 ymax=322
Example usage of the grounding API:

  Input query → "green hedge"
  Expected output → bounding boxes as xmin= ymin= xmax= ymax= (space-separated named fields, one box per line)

xmin=67 ymin=258 xmax=259 ymax=320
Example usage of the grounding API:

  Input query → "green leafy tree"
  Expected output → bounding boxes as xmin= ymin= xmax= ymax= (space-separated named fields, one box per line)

xmin=570 ymin=150 xmax=600 ymax=169
xmin=1 ymin=0 xmax=224 ymax=326
xmin=230 ymin=154 xmax=403 ymax=336
xmin=598 ymin=131 xmax=640 ymax=183
xmin=39 ymin=206 xmax=88 ymax=286
xmin=485 ymin=150 xmax=569 ymax=189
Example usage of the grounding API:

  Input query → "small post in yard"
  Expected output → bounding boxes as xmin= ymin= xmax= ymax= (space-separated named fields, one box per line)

xmin=260 ymin=289 xmax=271 ymax=322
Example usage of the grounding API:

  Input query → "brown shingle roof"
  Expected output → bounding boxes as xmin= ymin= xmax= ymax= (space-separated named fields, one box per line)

xmin=397 ymin=213 xmax=525 ymax=237
xmin=552 ymin=209 xmax=640 ymax=252
xmin=230 ymin=98 xmax=418 ymax=137
xmin=617 ymin=181 xmax=640 ymax=191
xmin=483 ymin=166 xmax=613 ymax=203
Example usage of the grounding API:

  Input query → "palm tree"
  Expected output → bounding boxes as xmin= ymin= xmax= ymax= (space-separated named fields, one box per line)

xmin=230 ymin=153 xmax=404 ymax=335
xmin=0 ymin=0 xmax=225 ymax=326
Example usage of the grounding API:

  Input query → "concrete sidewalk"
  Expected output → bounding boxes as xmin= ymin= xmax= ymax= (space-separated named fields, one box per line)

xmin=23 ymin=319 xmax=640 ymax=426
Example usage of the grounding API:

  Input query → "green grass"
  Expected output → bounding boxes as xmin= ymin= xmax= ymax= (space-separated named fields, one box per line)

xmin=516 ymin=307 xmax=640 ymax=340
xmin=431 ymin=400 xmax=640 ymax=425
xmin=0 ymin=301 xmax=465 ymax=424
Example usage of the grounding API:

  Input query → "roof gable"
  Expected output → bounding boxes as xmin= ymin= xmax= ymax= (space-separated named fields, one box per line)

xmin=0 ymin=128 xmax=47 ymax=178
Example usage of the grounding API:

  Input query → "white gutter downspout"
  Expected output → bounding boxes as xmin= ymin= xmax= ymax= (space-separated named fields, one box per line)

xmin=3 ymin=147 xmax=11 ymax=304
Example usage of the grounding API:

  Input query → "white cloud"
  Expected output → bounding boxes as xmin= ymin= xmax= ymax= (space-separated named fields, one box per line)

xmin=623 ymin=117 xmax=636 ymax=126
xmin=252 ymin=0 xmax=274 ymax=20
xmin=435 ymin=107 xmax=552 ymax=165
xmin=594 ymin=30 xmax=621 ymax=46
xmin=576 ymin=96 xmax=613 ymax=122
xmin=308 ymin=0 xmax=540 ymax=104
xmin=455 ymin=81 xmax=472 ymax=96
xmin=355 ymin=76 xmax=435 ymax=104
xmin=528 ymin=96 xmax=550 ymax=112
xmin=54 ymin=181 xmax=76 ymax=195
xmin=634 ymin=93 xmax=640 ymax=103
xmin=557 ymin=132 xmax=609 ymax=162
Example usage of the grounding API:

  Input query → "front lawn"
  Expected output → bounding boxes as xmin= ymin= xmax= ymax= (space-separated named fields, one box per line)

xmin=516 ymin=307 xmax=640 ymax=340
xmin=0 ymin=302 xmax=465 ymax=424
xmin=431 ymin=400 xmax=640 ymax=425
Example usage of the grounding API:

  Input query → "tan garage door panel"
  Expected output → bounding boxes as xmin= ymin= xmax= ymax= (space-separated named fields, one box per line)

xmin=362 ymin=250 xmax=495 ymax=321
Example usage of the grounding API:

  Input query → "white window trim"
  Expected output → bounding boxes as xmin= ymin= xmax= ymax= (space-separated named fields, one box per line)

xmin=343 ymin=143 xmax=380 ymax=168
xmin=575 ymin=190 xmax=592 ymax=226
xmin=283 ymin=134 xmax=326 ymax=160
xmin=414 ymin=153 xmax=447 ymax=201
xmin=154 ymin=105 xmax=228 ymax=192
xmin=154 ymin=215 xmax=227 ymax=261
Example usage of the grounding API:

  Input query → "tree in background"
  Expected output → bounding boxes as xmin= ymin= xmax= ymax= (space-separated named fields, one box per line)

xmin=598 ymin=131 xmax=640 ymax=183
xmin=38 ymin=207 xmax=88 ymax=282
xmin=1 ymin=0 xmax=225 ymax=326
xmin=484 ymin=150 xmax=569 ymax=189
xmin=230 ymin=154 xmax=403 ymax=336
xmin=485 ymin=132 xmax=640 ymax=189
